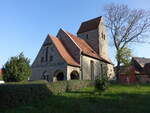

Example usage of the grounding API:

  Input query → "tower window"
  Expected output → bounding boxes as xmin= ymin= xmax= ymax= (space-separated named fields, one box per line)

xmin=101 ymin=32 xmax=103 ymax=39
xmin=103 ymin=34 xmax=105 ymax=40
xmin=101 ymin=32 xmax=105 ymax=40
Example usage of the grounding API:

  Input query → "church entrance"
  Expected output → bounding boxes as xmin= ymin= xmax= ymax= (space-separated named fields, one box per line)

xmin=53 ymin=70 xmax=65 ymax=81
xmin=70 ymin=71 xmax=79 ymax=80
xmin=56 ymin=72 xmax=64 ymax=81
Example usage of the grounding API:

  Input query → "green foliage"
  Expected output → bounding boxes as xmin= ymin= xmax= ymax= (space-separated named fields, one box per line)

xmin=2 ymin=84 xmax=150 ymax=113
xmin=2 ymin=53 xmax=31 ymax=82
xmin=95 ymin=74 xmax=109 ymax=91
xmin=0 ymin=76 xmax=3 ymax=80
xmin=0 ymin=80 xmax=94 ymax=108
xmin=66 ymin=80 xmax=94 ymax=91
xmin=116 ymin=47 xmax=132 ymax=66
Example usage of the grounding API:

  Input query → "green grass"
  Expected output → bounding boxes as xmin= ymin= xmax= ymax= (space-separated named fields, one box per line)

xmin=2 ymin=84 xmax=150 ymax=113
xmin=0 ymin=76 xmax=3 ymax=80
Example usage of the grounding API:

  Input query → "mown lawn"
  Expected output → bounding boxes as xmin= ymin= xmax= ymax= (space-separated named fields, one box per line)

xmin=0 ymin=76 xmax=3 ymax=80
xmin=2 ymin=84 xmax=150 ymax=113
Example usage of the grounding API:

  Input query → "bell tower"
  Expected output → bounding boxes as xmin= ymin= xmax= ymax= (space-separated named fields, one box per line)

xmin=77 ymin=16 xmax=109 ymax=60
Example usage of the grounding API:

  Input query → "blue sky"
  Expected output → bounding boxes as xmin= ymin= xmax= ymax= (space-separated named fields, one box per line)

xmin=0 ymin=0 xmax=150 ymax=67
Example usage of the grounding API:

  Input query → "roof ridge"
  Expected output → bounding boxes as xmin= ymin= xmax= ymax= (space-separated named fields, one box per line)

xmin=81 ymin=16 xmax=102 ymax=24
xmin=133 ymin=57 xmax=150 ymax=59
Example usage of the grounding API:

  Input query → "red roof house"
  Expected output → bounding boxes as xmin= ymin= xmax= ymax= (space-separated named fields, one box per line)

xmin=118 ymin=57 xmax=150 ymax=84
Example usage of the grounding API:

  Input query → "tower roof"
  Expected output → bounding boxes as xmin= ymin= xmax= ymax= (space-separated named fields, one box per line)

xmin=77 ymin=16 xmax=102 ymax=34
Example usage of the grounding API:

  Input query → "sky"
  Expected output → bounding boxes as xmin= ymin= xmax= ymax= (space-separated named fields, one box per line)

xmin=0 ymin=0 xmax=150 ymax=67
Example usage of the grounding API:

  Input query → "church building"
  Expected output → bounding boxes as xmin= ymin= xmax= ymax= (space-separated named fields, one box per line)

xmin=30 ymin=16 xmax=115 ymax=82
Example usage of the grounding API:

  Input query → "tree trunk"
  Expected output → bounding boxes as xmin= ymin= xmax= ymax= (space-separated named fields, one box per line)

xmin=116 ymin=60 xmax=121 ymax=82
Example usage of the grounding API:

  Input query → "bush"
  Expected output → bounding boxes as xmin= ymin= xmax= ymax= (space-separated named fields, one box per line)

xmin=67 ymin=80 xmax=94 ymax=91
xmin=0 ymin=76 xmax=3 ymax=80
xmin=2 ymin=53 xmax=31 ymax=82
xmin=0 ymin=80 xmax=94 ymax=108
xmin=95 ymin=74 xmax=109 ymax=91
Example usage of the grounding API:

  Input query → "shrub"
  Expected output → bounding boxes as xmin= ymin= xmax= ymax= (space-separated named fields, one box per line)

xmin=95 ymin=74 xmax=109 ymax=91
xmin=0 ymin=80 xmax=94 ymax=108
xmin=2 ymin=53 xmax=31 ymax=82
xmin=67 ymin=80 xmax=94 ymax=91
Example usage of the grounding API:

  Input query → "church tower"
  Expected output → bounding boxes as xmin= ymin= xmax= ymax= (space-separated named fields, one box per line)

xmin=77 ymin=16 xmax=109 ymax=60
xmin=77 ymin=16 xmax=115 ymax=79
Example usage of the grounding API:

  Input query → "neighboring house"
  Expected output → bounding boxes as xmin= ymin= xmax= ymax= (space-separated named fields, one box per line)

xmin=0 ymin=69 xmax=2 ymax=77
xmin=0 ymin=69 xmax=4 ymax=84
xmin=30 ymin=16 xmax=115 ymax=82
xmin=119 ymin=57 xmax=150 ymax=84
xmin=0 ymin=69 xmax=2 ymax=78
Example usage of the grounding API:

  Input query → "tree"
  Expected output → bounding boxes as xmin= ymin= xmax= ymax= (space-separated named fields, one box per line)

xmin=116 ymin=47 xmax=132 ymax=66
xmin=104 ymin=3 xmax=150 ymax=80
xmin=2 ymin=53 xmax=31 ymax=82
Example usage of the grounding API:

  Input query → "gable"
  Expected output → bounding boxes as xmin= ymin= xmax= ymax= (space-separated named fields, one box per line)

xmin=132 ymin=57 xmax=150 ymax=68
xmin=49 ymin=35 xmax=80 ymax=67
xmin=32 ymin=35 xmax=67 ymax=68
xmin=32 ymin=34 xmax=80 ymax=68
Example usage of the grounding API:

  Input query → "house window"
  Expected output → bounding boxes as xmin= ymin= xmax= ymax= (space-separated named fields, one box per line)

xmin=45 ymin=47 xmax=49 ymax=62
xmin=50 ymin=56 xmax=53 ymax=61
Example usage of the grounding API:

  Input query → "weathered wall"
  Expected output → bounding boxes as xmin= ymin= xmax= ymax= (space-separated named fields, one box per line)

xmin=57 ymin=29 xmax=81 ymax=63
xmin=107 ymin=64 xmax=115 ymax=80
xmin=98 ymin=18 xmax=109 ymax=59
xmin=30 ymin=35 xmax=67 ymax=82
xmin=81 ymin=55 xmax=106 ymax=80
xmin=77 ymin=29 xmax=99 ymax=54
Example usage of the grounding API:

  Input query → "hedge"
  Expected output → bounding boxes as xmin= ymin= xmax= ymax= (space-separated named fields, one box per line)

xmin=0 ymin=80 xmax=94 ymax=108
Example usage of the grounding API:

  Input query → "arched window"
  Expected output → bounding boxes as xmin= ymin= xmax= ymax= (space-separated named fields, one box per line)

xmin=70 ymin=71 xmax=79 ymax=80
xmin=41 ymin=71 xmax=49 ymax=81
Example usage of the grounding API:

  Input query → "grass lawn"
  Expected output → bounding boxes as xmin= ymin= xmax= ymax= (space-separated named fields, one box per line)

xmin=2 ymin=84 xmax=150 ymax=113
xmin=0 ymin=76 xmax=3 ymax=80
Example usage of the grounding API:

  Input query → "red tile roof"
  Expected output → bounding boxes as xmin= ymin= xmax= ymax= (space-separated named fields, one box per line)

xmin=132 ymin=57 xmax=150 ymax=68
xmin=63 ymin=30 xmax=111 ymax=64
xmin=48 ymin=35 xmax=80 ymax=67
xmin=77 ymin=16 xmax=102 ymax=34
